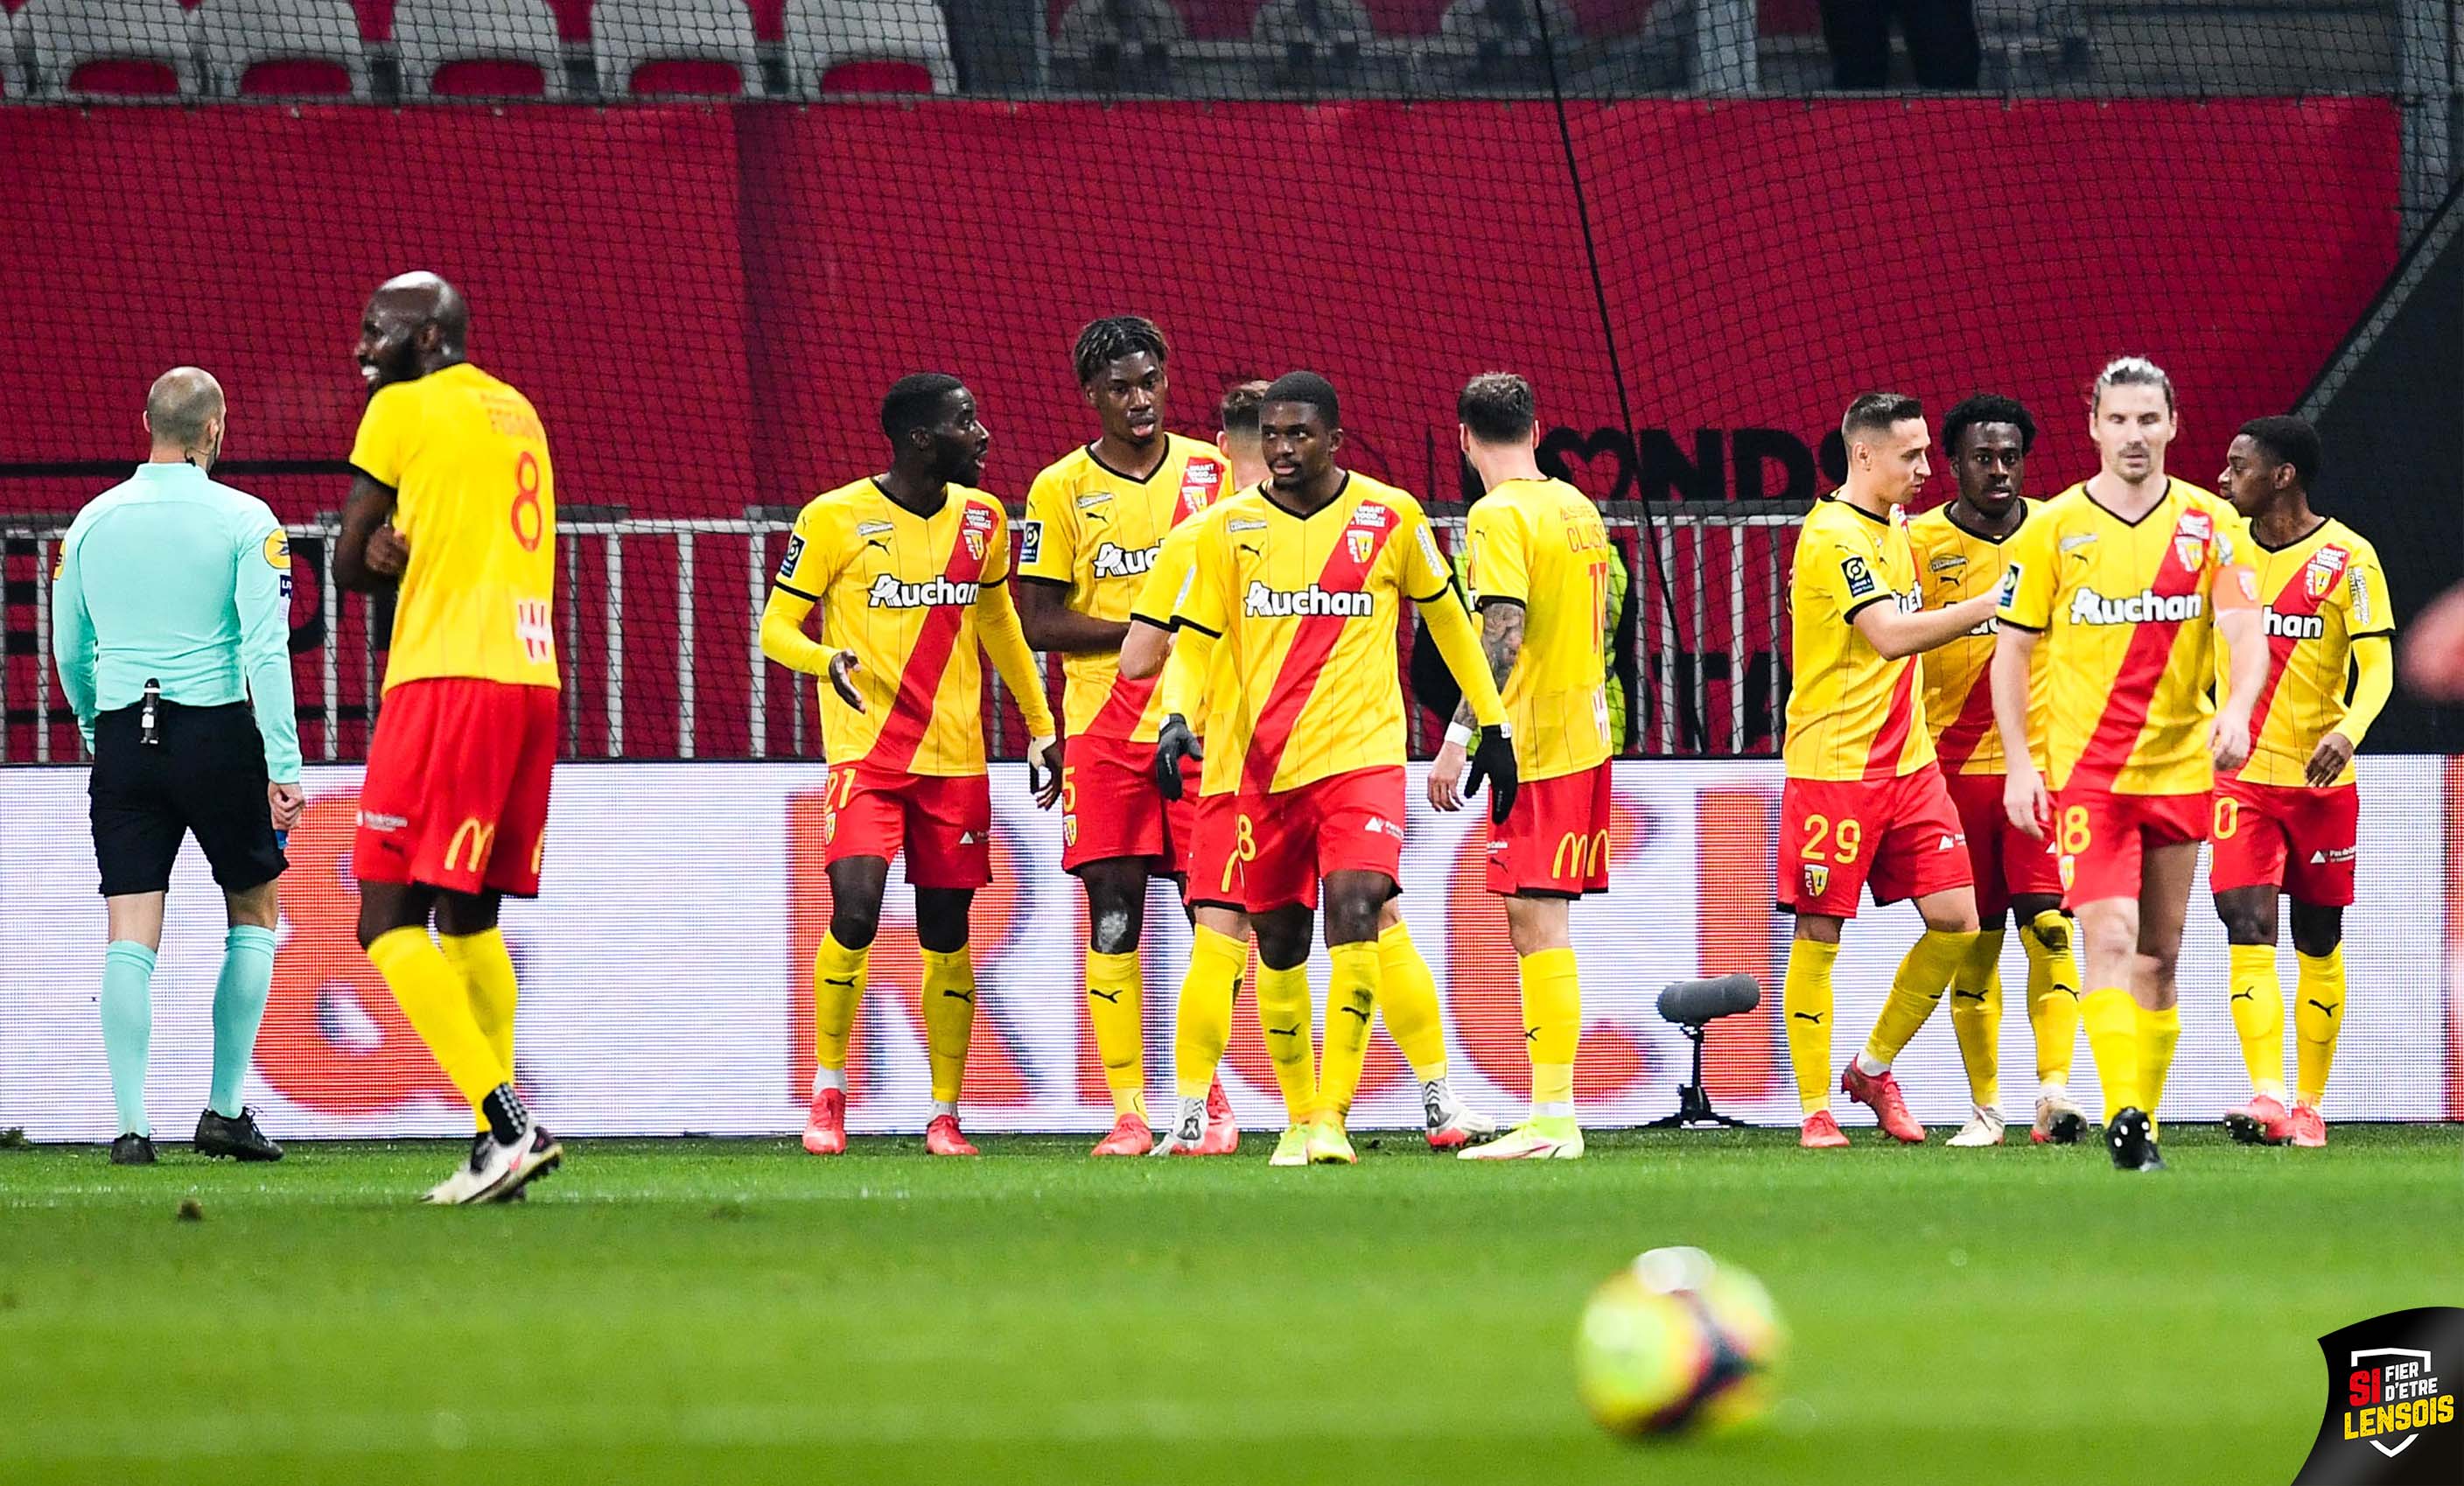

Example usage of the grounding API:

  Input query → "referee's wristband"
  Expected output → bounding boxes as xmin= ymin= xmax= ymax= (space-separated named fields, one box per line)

xmin=1444 ymin=722 xmax=1474 ymax=749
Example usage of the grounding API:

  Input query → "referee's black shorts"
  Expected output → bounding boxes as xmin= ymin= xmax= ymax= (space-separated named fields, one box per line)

xmin=89 ymin=699 xmax=288 ymax=897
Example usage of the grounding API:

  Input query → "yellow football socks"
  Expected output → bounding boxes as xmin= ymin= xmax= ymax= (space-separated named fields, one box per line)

xmin=1519 ymin=946 xmax=1582 ymax=1114
xmin=1782 ymin=937 xmax=1839 ymax=1113
xmin=811 ymin=932 xmax=870 ymax=1084
xmin=919 ymin=946 xmax=976 ymax=1107
xmin=2138 ymin=1001 xmax=2181 ymax=1130
xmin=369 ymin=927 xmax=507 ymax=1111
xmin=1374 ymin=921 xmax=1448 ymax=1083
xmin=1862 ymin=929 xmax=1975 ymax=1067
xmin=1085 ymin=948 xmax=1146 ymax=1121
xmin=2295 ymin=946 xmax=2346 ymax=1109
xmin=440 ymin=929 xmax=521 ymax=1133
xmin=2021 ymin=910 xmax=2080 ymax=1090
xmin=2228 ymin=942 xmax=2286 ymax=1100
xmin=1255 ymin=961 xmax=1318 ymax=1122
xmin=1316 ymin=941 xmax=1382 ymax=1120
xmin=1947 ymin=929 xmax=2006 ymax=1110
xmin=2081 ymin=986 xmax=2142 ymax=1120
xmin=1174 ymin=926 xmax=1245 ymax=1101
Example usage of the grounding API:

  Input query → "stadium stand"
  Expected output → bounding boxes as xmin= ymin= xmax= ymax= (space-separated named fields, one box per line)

xmin=592 ymin=0 xmax=760 ymax=94
xmin=201 ymin=0 xmax=373 ymax=96
xmin=19 ymin=0 xmax=202 ymax=96
xmin=390 ymin=0 xmax=570 ymax=95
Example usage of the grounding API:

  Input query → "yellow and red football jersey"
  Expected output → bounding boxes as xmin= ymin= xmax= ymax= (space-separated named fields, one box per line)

xmin=1996 ymin=479 xmax=2252 ymax=795
xmin=1782 ymin=496 xmax=1934 ymax=782
xmin=1172 ymin=473 xmax=1454 ymax=796
xmin=1130 ymin=501 xmax=1250 ymax=796
xmin=346 ymin=362 xmax=557 ymax=691
xmin=1021 ymin=433 xmax=1230 ymax=744
xmin=774 ymin=478 xmax=1016 ymax=776
xmin=1907 ymin=501 xmax=2051 ymax=775
xmin=2220 ymin=517 xmax=2393 ymax=789
xmin=1464 ymin=477 xmax=1613 ymax=782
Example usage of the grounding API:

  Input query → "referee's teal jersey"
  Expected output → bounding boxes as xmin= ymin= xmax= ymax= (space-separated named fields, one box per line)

xmin=52 ymin=462 xmax=302 ymax=781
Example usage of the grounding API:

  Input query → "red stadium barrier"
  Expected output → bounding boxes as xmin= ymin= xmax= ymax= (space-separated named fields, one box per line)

xmin=0 ymin=98 xmax=2398 ymax=527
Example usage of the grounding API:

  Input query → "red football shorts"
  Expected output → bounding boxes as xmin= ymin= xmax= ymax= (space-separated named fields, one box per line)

xmin=2051 ymin=788 xmax=2208 ymax=908
xmin=1228 ymin=765 xmax=1408 ymax=915
xmin=1942 ymin=768 xmax=2063 ymax=919
xmin=1487 ymin=761 xmax=1613 ymax=897
xmin=2208 ymin=777 xmax=2358 ymax=907
xmin=1185 ymin=792 xmax=1244 ymax=909
xmin=822 ymin=764 xmax=992 ymax=889
xmin=1060 ymin=731 xmax=1188 ymax=874
xmin=353 ymin=677 xmax=558 ymax=898
xmin=1776 ymin=766 xmax=1970 ymax=919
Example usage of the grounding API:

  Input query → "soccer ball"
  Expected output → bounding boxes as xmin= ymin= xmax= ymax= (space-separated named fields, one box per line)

xmin=1574 ymin=1246 xmax=1783 ymax=1438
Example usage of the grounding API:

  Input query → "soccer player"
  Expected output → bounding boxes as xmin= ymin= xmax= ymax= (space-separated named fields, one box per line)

xmin=1427 ymin=374 xmax=1610 ymax=1161
xmin=2210 ymin=417 xmax=2392 ymax=1148
xmin=335 ymin=272 xmax=563 ymax=1204
xmin=762 ymin=374 xmax=1063 ymax=1159
xmin=1781 ymin=394 xmax=1992 ymax=1151
xmin=52 ymin=368 xmax=299 ymax=1166
xmin=1157 ymin=371 xmax=1518 ymax=1165
xmin=1906 ymin=395 xmax=2087 ymax=1147
xmin=1017 ymin=319 xmax=1235 ymax=1156
xmin=1126 ymin=383 xmax=1495 ymax=1160
xmin=1992 ymin=357 xmax=2267 ymax=1173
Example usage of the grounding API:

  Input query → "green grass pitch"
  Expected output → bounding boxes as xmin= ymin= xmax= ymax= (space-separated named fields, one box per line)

xmin=3 ymin=1125 xmax=2457 ymax=1485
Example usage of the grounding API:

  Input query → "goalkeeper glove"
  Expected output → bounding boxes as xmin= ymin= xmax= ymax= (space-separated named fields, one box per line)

xmin=1154 ymin=714 xmax=1203 ymax=802
xmin=1463 ymin=723 xmax=1519 ymax=824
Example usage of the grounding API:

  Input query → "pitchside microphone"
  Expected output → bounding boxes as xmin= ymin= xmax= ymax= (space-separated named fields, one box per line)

xmin=1642 ymin=973 xmax=1764 ymax=1132
xmin=1655 ymin=973 xmax=1761 ymax=1027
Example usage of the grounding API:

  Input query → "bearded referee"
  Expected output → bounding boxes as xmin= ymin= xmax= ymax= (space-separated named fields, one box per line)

xmin=52 ymin=368 xmax=303 ymax=1166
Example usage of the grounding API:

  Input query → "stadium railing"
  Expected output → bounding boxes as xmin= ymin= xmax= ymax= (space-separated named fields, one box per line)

xmin=1 ymin=506 xmax=1799 ymax=765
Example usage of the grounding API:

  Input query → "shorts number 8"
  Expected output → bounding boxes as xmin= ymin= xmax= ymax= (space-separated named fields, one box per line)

xmin=1222 ymin=814 xmax=1258 ymax=894
xmin=2060 ymin=804 xmax=2092 ymax=856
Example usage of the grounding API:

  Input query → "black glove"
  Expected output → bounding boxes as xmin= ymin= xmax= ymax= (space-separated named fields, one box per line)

xmin=1155 ymin=714 xmax=1203 ymax=803
xmin=1464 ymin=723 xmax=1519 ymax=824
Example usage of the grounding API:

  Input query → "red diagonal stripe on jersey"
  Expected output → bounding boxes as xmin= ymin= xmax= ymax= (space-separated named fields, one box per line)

xmin=1931 ymin=661 xmax=2001 ymax=773
xmin=1241 ymin=515 xmax=1395 ymax=796
xmin=2068 ymin=521 xmax=2207 ymax=792
xmin=1860 ymin=658 xmax=1921 ymax=782
xmin=2241 ymin=561 xmax=2328 ymax=752
xmin=866 ymin=509 xmax=996 ymax=772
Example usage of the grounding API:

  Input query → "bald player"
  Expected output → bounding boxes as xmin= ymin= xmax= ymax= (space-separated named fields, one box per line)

xmin=336 ymin=272 xmax=564 ymax=1204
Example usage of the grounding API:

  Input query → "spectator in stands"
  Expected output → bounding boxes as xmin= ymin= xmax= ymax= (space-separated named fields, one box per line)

xmin=1821 ymin=0 xmax=1979 ymax=88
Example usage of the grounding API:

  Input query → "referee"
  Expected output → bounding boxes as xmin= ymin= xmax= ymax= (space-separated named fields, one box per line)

xmin=52 ymin=368 xmax=304 ymax=1166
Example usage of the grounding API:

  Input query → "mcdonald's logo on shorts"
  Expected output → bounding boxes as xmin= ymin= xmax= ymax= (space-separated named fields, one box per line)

xmin=445 ymin=818 xmax=498 ymax=873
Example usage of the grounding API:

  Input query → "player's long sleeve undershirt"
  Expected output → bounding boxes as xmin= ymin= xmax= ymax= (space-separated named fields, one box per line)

xmin=1418 ymin=587 xmax=1507 ymax=729
xmin=758 ymin=589 xmax=833 ymax=676
xmin=2340 ymin=634 xmax=2394 ymax=745
xmin=974 ymin=581 xmax=1057 ymax=738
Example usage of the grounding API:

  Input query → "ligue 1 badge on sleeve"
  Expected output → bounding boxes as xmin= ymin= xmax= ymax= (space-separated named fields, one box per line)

xmin=2291 ymin=1307 xmax=2463 ymax=1484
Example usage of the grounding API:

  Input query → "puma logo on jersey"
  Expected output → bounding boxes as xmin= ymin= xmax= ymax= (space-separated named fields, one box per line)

xmin=1092 ymin=542 xmax=1158 ymax=579
xmin=869 ymin=574 xmax=979 ymax=608
xmin=2264 ymin=608 xmax=2326 ymax=640
xmin=2068 ymin=587 xmax=2205 ymax=625
xmin=1245 ymin=582 xmax=1372 ymax=618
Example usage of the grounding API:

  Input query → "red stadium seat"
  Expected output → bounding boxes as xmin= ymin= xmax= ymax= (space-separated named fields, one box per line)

xmin=66 ymin=56 xmax=182 ymax=91
xmin=594 ymin=0 xmax=759 ymax=96
xmin=238 ymin=55 xmax=354 ymax=90
xmin=393 ymin=0 xmax=569 ymax=97
xmin=202 ymin=0 xmax=371 ymax=97
xmin=818 ymin=57 xmax=932 ymax=91
xmin=430 ymin=54 xmax=549 ymax=91
xmin=21 ymin=0 xmax=202 ymax=96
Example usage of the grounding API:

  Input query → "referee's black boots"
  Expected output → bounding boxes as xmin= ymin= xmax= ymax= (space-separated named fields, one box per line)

xmin=108 ymin=1133 xmax=156 ymax=1165
xmin=193 ymin=1108 xmax=284 ymax=1163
